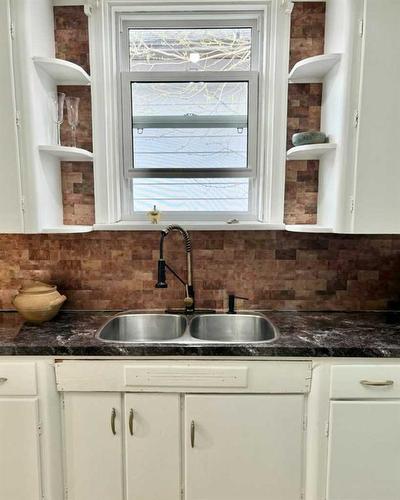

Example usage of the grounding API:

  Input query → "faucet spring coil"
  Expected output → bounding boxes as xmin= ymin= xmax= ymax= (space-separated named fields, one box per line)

xmin=164 ymin=225 xmax=192 ymax=253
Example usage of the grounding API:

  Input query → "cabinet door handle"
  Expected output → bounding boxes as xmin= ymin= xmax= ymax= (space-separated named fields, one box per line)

xmin=360 ymin=379 xmax=394 ymax=387
xmin=129 ymin=409 xmax=135 ymax=436
xmin=111 ymin=408 xmax=117 ymax=435
xmin=190 ymin=421 xmax=195 ymax=448
xmin=0 ymin=377 xmax=8 ymax=384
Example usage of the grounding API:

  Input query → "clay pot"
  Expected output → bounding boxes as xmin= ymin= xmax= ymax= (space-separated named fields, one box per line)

xmin=12 ymin=281 xmax=66 ymax=324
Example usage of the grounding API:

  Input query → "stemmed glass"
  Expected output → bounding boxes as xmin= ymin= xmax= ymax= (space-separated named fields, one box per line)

xmin=65 ymin=96 xmax=80 ymax=148
xmin=56 ymin=92 xmax=65 ymax=145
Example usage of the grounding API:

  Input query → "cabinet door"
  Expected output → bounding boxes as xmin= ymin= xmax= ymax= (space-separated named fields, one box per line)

xmin=0 ymin=398 xmax=42 ymax=500
xmin=125 ymin=393 xmax=181 ymax=500
xmin=185 ymin=395 xmax=305 ymax=500
xmin=327 ymin=401 xmax=400 ymax=500
xmin=352 ymin=0 xmax=400 ymax=233
xmin=63 ymin=392 xmax=123 ymax=500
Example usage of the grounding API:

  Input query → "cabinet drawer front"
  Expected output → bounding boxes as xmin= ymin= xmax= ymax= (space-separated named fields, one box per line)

xmin=0 ymin=363 xmax=37 ymax=396
xmin=125 ymin=365 xmax=248 ymax=388
xmin=331 ymin=365 xmax=400 ymax=399
xmin=56 ymin=360 xmax=312 ymax=393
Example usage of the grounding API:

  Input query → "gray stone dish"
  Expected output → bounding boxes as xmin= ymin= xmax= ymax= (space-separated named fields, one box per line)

xmin=292 ymin=131 xmax=327 ymax=146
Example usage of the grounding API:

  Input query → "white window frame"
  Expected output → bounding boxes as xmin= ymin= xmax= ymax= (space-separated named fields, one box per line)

xmin=119 ymin=16 xmax=260 ymax=221
xmin=89 ymin=1 xmax=290 ymax=229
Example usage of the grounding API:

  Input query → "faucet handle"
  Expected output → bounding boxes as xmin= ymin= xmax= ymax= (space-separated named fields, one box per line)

xmin=227 ymin=294 xmax=249 ymax=314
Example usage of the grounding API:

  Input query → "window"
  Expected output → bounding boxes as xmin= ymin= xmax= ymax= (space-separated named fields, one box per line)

xmin=119 ymin=16 xmax=263 ymax=220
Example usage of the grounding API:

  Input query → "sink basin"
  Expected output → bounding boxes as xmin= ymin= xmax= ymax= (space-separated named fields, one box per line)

xmin=97 ymin=313 xmax=187 ymax=342
xmin=189 ymin=314 xmax=278 ymax=343
xmin=97 ymin=312 xmax=278 ymax=344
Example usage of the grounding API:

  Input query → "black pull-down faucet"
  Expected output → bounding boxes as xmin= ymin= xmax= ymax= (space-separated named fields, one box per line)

xmin=155 ymin=225 xmax=195 ymax=313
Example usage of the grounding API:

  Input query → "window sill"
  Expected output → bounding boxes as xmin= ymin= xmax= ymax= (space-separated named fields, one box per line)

xmin=93 ymin=221 xmax=285 ymax=231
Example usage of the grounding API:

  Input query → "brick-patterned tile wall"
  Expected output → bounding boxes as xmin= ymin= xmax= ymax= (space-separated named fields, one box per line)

xmin=54 ymin=6 xmax=94 ymax=226
xmin=285 ymin=2 xmax=325 ymax=224
xmin=61 ymin=162 xmax=95 ymax=225
xmin=1 ymin=232 xmax=400 ymax=311
xmin=54 ymin=6 xmax=90 ymax=73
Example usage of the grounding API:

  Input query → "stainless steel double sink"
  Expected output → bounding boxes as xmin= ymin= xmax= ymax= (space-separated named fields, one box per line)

xmin=97 ymin=312 xmax=278 ymax=344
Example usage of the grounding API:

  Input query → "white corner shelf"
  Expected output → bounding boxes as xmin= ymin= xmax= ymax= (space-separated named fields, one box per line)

xmin=41 ymin=225 xmax=93 ymax=234
xmin=39 ymin=145 xmax=93 ymax=162
xmin=33 ymin=57 xmax=91 ymax=85
xmin=285 ymin=224 xmax=333 ymax=233
xmin=287 ymin=143 xmax=337 ymax=161
xmin=288 ymin=54 xmax=341 ymax=83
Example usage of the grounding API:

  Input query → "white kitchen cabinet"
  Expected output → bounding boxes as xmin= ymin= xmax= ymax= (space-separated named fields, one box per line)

xmin=0 ymin=0 xmax=24 ymax=232
xmin=5 ymin=0 xmax=94 ymax=234
xmin=63 ymin=392 xmax=124 ymax=500
xmin=0 ymin=398 xmax=42 ymax=500
xmin=299 ymin=0 xmax=400 ymax=234
xmin=58 ymin=361 xmax=311 ymax=500
xmin=62 ymin=392 xmax=306 ymax=500
xmin=63 ymin=392 xmax=180 ymax=500
xmin=185 ymin=394 xmax=305 ymax=500
xmin=346 ymin=0 xmax=400 ymax=233
xmin=326 ymin=400 xmax=400 ymax=500
xmin=124 ymin=393 xmax=181 ymax=500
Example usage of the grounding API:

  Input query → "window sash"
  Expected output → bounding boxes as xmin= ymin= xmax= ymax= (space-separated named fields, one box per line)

xmin=121 ymin=70 xmax=259 ymax=178
xmin=122 ymin=177 xmax=258 ymax=221
xmin=120 ymin=17 xmax=260 ymax=73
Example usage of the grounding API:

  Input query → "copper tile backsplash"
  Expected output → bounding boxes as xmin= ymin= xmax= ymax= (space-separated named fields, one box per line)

xmin=61 ymin=162 xmax=95 ymax=225
xmin=1 ymin=232 xmax=400 ymax=311
xmin=54 ymin=6 xmax=90 ymax=73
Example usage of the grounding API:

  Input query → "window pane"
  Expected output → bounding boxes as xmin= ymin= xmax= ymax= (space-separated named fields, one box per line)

xmin=132 ymin=178 xmax=249 ymax=212
xmin=131 ymin=81 xmax=248 ymax=169
xmin=129 ymin=28 xmax=251 ymax=71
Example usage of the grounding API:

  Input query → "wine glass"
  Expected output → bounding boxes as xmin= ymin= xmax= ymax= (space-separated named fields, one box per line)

xmin=65 ymin=96 xmax=80 ymax=148
xmin=55 ymin=92 xmax=65 ymax=145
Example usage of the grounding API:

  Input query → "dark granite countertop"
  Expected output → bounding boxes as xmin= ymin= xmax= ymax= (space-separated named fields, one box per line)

xmin=1 ymin=311 xmax=400 ymax=357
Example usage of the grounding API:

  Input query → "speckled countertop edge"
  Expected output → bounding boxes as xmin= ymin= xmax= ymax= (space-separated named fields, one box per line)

xmin=1 ymin=310 xmax=400 ymax=357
